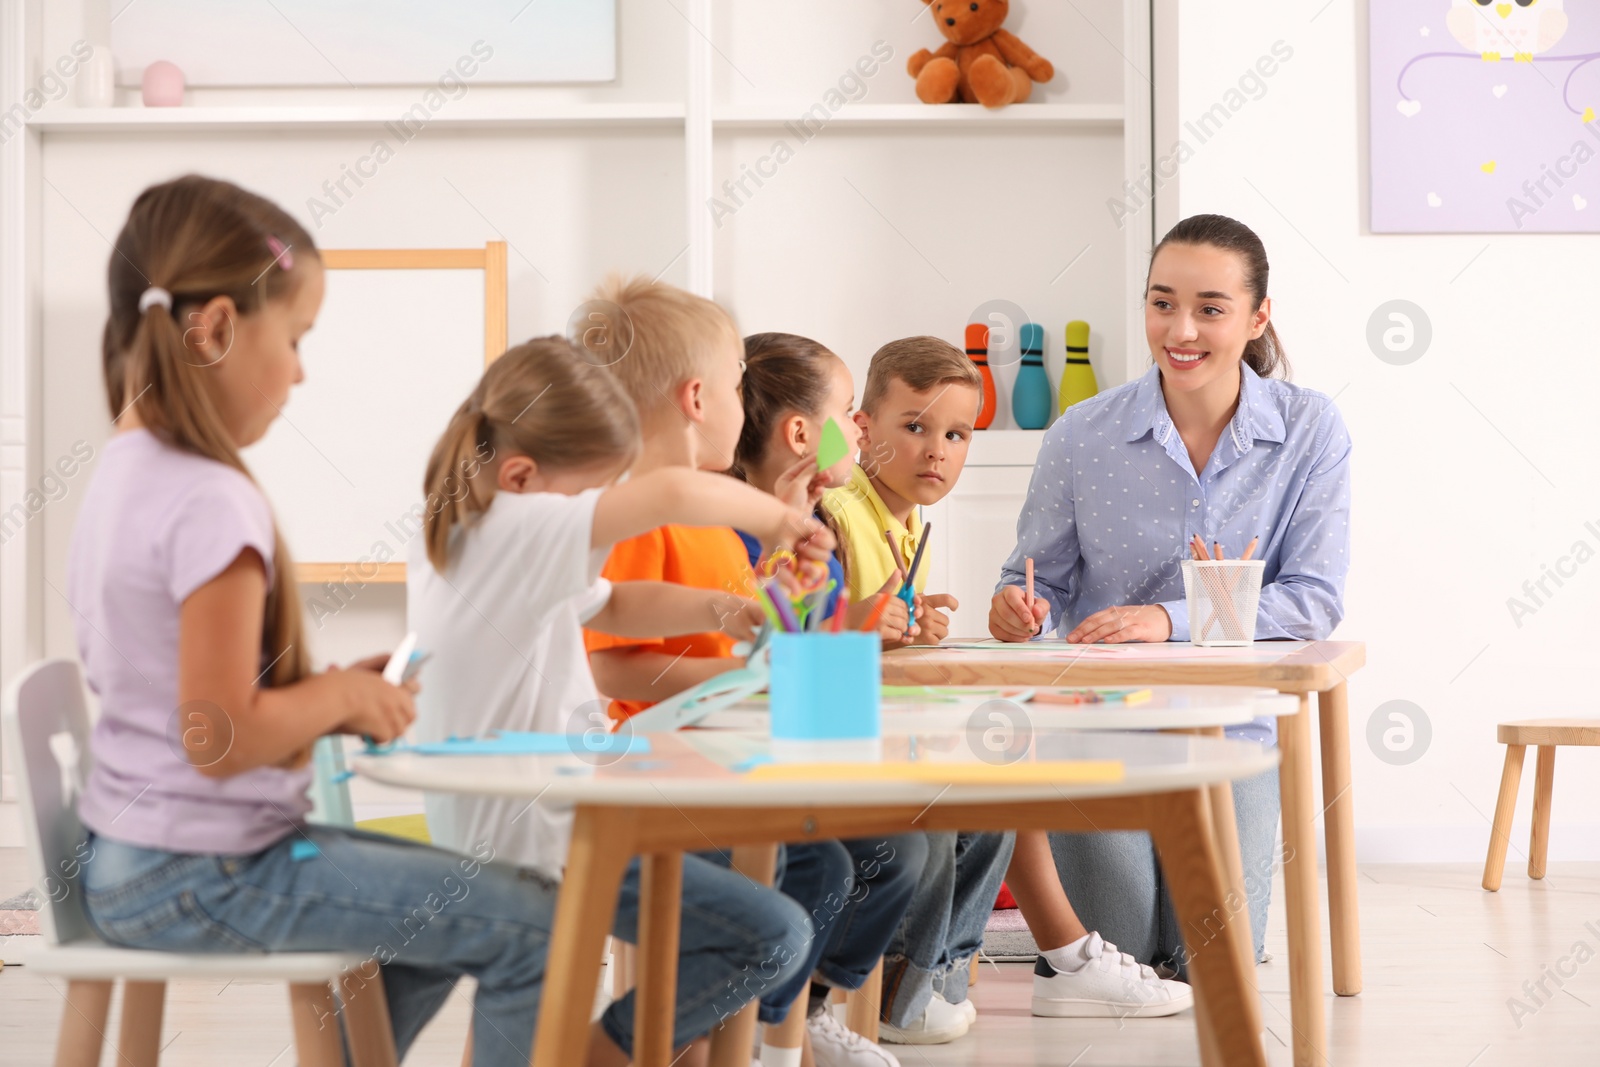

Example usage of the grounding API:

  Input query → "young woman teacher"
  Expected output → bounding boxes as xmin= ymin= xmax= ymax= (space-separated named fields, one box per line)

xmin=987 ymin=213 xmax=1352 ymax=969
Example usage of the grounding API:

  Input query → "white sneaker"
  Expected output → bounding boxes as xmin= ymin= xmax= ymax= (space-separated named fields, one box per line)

xmin=1031 ymin=932 xmax=1194 ymax=1018
xmin=879 ymin=992 xmax=970 ymax=1044
xmin=807 ymin=1010 xmax=901 ymax=1067
xmin=953 ymin=995 xmax=977 ymax=1025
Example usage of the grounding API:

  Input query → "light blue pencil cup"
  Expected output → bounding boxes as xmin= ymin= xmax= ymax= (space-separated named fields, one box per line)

xmin=768 ymin=632 xmax=882 ymax=761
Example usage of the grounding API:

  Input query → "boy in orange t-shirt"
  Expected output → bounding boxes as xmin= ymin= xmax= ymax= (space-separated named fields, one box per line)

xmin=579 ymin=277 xmax=760 ymax=723
xmin=586 ymin=524 xmax=753 ymax=722
xmin=580 ymin=279 xmax=925 ymax=1066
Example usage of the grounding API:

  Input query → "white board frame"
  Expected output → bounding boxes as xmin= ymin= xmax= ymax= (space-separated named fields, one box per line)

xmin=289 ymin=243 xmax=506 ymax=585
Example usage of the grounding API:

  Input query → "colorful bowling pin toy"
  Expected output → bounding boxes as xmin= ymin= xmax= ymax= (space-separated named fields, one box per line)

xmin=966 ymin=322 xmax=997 ymax=430
xmin=1012 ymin=322 xmax=1052 ymax=429
xmin=1059 ymin=320 xmax=1097 ymax=411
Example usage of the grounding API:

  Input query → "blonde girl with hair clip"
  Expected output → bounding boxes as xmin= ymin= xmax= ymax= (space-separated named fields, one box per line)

xmin=410 ymin=335 xmax=835 ymax=1066
xmin=70 ymin=175 xmax=600 ymax=1066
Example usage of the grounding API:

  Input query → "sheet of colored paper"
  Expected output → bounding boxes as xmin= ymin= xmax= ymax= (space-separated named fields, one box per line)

xmin=398 ymin=732 xmax=653 ymax=757
xmin=817 ymin=417 xmax=851 ymax=471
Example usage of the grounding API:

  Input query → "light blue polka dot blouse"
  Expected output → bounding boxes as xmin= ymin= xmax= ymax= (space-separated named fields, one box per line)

xmin=997 ymin=363 xmax=1352 ymax=745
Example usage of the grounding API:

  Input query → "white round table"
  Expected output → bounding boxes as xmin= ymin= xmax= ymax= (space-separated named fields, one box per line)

xmin=354 ymin=729 xmax=1276 ymax=1067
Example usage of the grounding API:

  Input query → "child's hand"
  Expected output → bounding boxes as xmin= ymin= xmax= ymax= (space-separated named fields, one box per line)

xmin=773 ymin=453 xmax=830 ymax=514
xmin=717 ymin=595 xmax=768 ymax=642
xmin=759 ymin=512 xmax=836 ymax=570
xmin=912 ymin=593 xmax=958 ymax=644
xmin=1066 ymin=604 xmax=1172 ymax=644
xmin=329 ymin=666 xmax=417 ymax=743
xmin=345 ymin=653 xmax=391 ymax=673
xmin=989 ymin=585 xmax=1049 ymax=642
xmin=849 ymin=570 xmax=919 ymax=645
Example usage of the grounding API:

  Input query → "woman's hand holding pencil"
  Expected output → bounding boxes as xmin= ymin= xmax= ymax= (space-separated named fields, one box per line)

xmin=989 ymin=582 xmax=1050 ymax=642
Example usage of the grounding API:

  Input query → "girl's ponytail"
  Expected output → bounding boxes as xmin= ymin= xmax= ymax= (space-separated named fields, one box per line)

xmin=105 ymin=175 xmax=316 ymax=687
xmin=421 ymin=336 xmax=642 ymax=573
xmin=421 ymin=393 xmax=497 ymax=573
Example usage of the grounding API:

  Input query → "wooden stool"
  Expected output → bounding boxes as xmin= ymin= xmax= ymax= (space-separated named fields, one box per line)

xmin=1483 ymin=719 xmax=1600 ymax=891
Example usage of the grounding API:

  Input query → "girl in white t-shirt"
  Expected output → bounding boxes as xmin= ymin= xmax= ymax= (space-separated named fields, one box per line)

xmin=410 ymin=335 xmax=835 ymax=1061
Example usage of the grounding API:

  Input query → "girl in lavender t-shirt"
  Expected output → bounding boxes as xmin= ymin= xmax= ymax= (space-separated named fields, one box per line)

xmin=68 ymin=176 xmax=586 ymax=1067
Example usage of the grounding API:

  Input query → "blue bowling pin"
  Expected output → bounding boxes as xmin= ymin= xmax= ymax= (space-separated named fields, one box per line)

xmin=1012 ymin=322 xmax=1052 ymax=429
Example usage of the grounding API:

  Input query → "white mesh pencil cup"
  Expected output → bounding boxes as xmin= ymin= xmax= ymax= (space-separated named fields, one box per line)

xmin=1180 ymin=559 xmax=1265 ymax=646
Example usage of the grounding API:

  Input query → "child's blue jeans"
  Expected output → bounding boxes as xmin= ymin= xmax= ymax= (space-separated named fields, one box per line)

xmin=82 ymin=825 xmax=811 ymax=1067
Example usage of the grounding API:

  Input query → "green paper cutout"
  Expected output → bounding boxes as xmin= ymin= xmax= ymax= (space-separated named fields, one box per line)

xmin=818 ymin=417 xmax=851 ymax=471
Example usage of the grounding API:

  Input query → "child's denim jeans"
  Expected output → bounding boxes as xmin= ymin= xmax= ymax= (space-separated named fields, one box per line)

xmin=82 ymin=824 xmax=811 ymax=1066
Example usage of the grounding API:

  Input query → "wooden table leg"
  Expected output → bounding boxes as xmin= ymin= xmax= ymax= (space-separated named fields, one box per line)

xmin=532 ymin=806 xmax=639 ymax=1067
xmin=708 ymin=844 xmax=780 ymax=1067
xmin=1483 ymin=743 xmax=1527 ymax=891
xmin=1317 ymin=682 xmax=1363 ymax=996
xmin=636 ymin=852 xmax=685 ymax=1067
xmin=1200 ymin=727 xmax=1258 ymax=988
xmin=118 ymin=980 xmax=166 ymax=1067
xmin=1279 ymin=696 xmax=1327 ymax=1067
xmin=844 ymin=959 xmax=882 ymax=1042
xmin=1149 ymin=788 xmax=1266 ymax=1067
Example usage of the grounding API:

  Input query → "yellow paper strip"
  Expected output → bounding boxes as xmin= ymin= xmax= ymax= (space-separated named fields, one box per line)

xmin=745 ymin=760 xmax=1124 ymax=784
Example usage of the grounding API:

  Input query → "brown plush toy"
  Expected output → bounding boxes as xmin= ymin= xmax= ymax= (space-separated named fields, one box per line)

xmin=908 ymin=0 xmax=1054 ymax=108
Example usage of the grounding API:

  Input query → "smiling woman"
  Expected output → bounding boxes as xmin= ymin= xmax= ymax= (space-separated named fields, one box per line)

xmin=987 ymin=213 xmax=1353 ymax=973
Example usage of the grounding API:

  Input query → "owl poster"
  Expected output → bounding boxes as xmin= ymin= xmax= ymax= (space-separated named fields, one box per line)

xmin=1370 ymin=0 xmax=1600 ymax=232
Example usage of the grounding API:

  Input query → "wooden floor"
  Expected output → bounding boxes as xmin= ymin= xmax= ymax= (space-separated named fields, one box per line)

xmin=3 ymin=852 xmax=1597 ymax=1066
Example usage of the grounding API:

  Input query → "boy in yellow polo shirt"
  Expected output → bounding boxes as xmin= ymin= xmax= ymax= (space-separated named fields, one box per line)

xmin=819 ymin=336 xmax=1008 ymax=1044
xmin=822 ymin=335 xmax=978 ymax=647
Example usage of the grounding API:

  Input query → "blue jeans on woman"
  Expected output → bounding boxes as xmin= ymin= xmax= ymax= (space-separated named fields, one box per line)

xmin=82 ymin=825 xmax=812 ymax=1066
xmin=1048 ymin=766 xmax=1281 ymax=971
xmin=881 ymin=830 xmax=1016 ymax=1026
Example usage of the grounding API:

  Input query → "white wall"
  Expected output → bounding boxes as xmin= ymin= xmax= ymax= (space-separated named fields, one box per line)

xmin=1172 ymin=2 xmax=1600 ymax=861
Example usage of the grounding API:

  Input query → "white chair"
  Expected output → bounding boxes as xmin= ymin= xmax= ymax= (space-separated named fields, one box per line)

xmin=3 ymin=659 xmax=398 ymax=1067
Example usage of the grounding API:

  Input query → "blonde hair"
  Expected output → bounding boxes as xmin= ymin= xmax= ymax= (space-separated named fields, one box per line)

xmin=860 ymin=335 xmax=982 ymax=414
xmin=586 ymin=274 xmax=740 ymax=422
xmin=422 ymin=335 xmax=641 ymax=572
xmin=103 ymin=174 xmax=313 ymax=688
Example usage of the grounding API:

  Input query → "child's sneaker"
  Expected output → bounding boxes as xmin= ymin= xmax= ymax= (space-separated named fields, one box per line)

xmin=879 ymin=992 xmax=970 ymax=1044
xmin=806 ymin=1009 xmax=901 ymax=1066
xmin=1031 ymin=932 xmax=1194 ymax=1018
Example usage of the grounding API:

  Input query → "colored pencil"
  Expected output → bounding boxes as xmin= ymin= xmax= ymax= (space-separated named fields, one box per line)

xmin=1024 ymin=557 xmax=1035 ymax=610
xmin=1242 ymin=536 xmax=1259 ymax=561
xmin=905 ymin=522 xmax=933 ymax=586
xmin=883 ymin=529 xmax=907 ymax=574
xmin=831 ymin=590 xmax=849 ymax=632
xmin=857 ymin=591 xmax=891 ymax=632
xmin=753 ymin=584 xmax=784 ymax=632
xmin=764 ymin=579 xmax=801 ymax=632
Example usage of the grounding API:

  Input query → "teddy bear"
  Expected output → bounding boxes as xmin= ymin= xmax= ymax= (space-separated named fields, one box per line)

xmin=908 ymin=0 xmax=1054 ymax=108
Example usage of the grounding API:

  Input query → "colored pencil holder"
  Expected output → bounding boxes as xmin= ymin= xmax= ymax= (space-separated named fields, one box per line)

xmin=1181 ymin=560 xmax=1265 ymax=646
xmin=769 ymin=632 xmax=881 ymax=759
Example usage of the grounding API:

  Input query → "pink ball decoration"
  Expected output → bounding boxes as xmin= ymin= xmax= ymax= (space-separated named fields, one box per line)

xmin=141 ymin=61 xmax=185 ymax=107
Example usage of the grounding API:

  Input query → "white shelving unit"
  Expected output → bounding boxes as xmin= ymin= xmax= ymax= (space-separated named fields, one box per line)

xmin=1 ymin=0 xmax=1158 ymax=678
